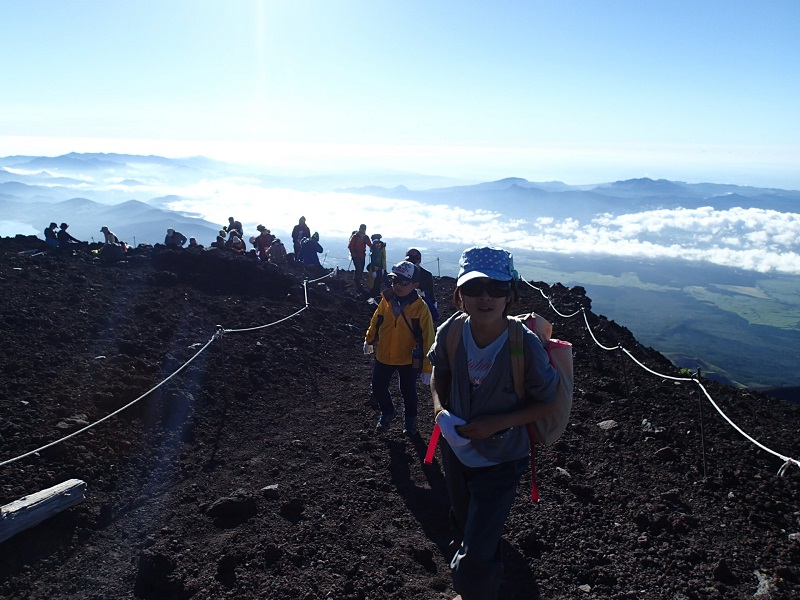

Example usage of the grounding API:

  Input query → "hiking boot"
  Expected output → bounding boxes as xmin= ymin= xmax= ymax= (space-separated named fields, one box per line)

xmin=403 ymin=418 xmax=418 ymax=437
xmin=376 ymin=409 xmax=397 ymax=432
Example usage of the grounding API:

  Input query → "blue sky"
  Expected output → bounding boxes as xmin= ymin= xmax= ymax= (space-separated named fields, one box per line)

xmin=2 ymin=1 xmax=799 ymax=187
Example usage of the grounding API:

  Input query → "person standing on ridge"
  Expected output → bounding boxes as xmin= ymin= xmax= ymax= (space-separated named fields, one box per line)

xmin=348 ymin=223 xmax=372 ymax=292
xmin=364 ymin=260 xmax=434 ymax=436
xmin=427 ymin=246 xmax=560 ymax=600
xmin=225 ymin=216 xmax=243 ymax=238
xmin=291 ymin=216 xmax=311 ymax=257
xmin=164 ymin=228 xmax=187 ymax=249
xmin=405 ymin=247 xmax=438 ymax=321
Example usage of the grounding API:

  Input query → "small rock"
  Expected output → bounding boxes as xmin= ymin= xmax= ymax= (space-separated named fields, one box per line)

xmin=261 ymin=484 xmax=280 ymax=499
xmin=598 ymin=419 xmax=618 ymax=430
xmin=654 ymin=447 xmax=678 ymax=461
xmin=712 ymin=558 xmax=737 ymax=584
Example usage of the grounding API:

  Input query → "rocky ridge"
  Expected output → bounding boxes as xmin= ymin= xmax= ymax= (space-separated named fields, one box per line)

xmin=0 ymin=235 xmax=798 ymax=599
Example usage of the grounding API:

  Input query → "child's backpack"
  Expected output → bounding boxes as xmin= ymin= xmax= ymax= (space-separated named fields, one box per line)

xmin=424 ymin=311 xmax=574 ymax=502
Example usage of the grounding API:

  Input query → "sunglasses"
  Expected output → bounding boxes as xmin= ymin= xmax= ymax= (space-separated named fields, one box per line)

xmin=460 ymin=279 xmax=512 ymax=298
xmin=391 ymin=277 xmax=413 ymax=286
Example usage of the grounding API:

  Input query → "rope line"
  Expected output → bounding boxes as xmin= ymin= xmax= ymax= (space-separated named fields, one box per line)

xmin=221 ymin=306 xmax=309 ymax=334
xmin=0 ymin=301 xmax=313 ymax=469
xmin=0 ymin=332 xmax=219 ymax=469
xmin=520 ymin=279 xmax=800 ymax=475
xmin=3 ymin=270 xmax=798 ymax=477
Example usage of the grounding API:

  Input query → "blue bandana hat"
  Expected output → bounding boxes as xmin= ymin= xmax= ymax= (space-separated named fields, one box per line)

xmin=457 ymin=246 xmax=518 ymax=287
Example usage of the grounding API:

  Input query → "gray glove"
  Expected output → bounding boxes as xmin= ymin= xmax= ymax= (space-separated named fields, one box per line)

xmin=363 ymin=342 xmax=374 ymax=355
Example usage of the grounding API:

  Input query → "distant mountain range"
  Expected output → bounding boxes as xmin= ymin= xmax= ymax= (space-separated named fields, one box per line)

xmin=342 ymin=176 xmax=800 ymax=222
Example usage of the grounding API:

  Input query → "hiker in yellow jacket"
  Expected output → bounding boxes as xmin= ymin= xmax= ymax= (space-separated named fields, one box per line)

xmin=364 ymin=260 xmax=434 ymax=437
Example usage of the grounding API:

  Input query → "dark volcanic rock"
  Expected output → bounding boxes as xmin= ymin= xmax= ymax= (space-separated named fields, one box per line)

xmin=0 ymin=235 xmax=799 ymax=599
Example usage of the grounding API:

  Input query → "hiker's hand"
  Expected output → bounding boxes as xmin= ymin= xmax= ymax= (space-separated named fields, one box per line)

xmin=363 ymin=342 xmax=374 ymax=355
xmin=436 ymin=410 xmax=470 ymax=447
xmin=419 ymin=372 xmax=431 ymax=385
xmin=456 ymin=415 xmax=505 ymax=440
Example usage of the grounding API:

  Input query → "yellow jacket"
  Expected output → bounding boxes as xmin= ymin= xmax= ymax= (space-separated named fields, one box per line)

xmin=365 ymin=289 xmax=434 ymax=373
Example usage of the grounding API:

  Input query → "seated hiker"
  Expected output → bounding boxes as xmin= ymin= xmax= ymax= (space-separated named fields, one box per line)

xmin=56 ymin=223 xmax=84 ymax=251
xmin=298 ymin=232 xmax=324 ymax=269
xmin=211 ymin=229 xmax=227 ymax=249
xmin=229 ymin=234 xmax=247 ymax=253
xmin=164 ymin=228 xmax=188 ymax=249
xmin=267 ymin=238 xmax=288 ymax=264
xmin=44 ymin=222 xmax=60 ymax=248
xmin=188 ymin=237 xmax=203 ymax=249
xmin=367 ymin=234 xmax=387 ymax=300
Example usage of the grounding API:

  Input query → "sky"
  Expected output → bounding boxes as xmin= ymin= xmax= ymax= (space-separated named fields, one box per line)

xmin=2 ymin=0 xmax=799 ymax=188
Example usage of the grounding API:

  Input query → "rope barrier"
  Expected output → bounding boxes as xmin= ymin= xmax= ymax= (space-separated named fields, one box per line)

xmin=0 ymin=332 xmax=220 ymax=469
xmin=3 ymin=267 xmax=798 ymax=478
xmin=0 ymin=299 xmax=315 ymax=469
xmin=520 ymin=278 xmax=800 ymax=476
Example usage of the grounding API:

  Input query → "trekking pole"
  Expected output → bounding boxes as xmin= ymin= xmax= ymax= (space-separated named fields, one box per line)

xmin=696 ymin=368 xmax=708 ymax=478
xmin=436 ymin=256 xmax=440 ymax=278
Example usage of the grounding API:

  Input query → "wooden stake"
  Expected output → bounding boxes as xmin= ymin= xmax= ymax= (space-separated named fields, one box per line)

xmin=0 ymin=479 xmax=87 ymax=544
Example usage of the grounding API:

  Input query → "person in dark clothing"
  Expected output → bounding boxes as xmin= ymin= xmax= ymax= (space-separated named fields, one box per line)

xmin=44 ymin=222 xmax=59 ymax=248
xmin=211 ymin=229 xmax=227 ymax=249
xmin=406 ymin=248 xmax=438 ymax=321
xmin=164 ymin=228 xmax=187 ymax=249
xmin=225 ymin=217 xmax=244 ymax=238
xmin=57 ymin=223 xmax=84 ymax=252
xmin=291 ymin=216 xmax=311 ymax=257
xmin=254 ymin=225 xmax=275 ymax=261
xmin=298 ymin=232 xmax=324 ymax=269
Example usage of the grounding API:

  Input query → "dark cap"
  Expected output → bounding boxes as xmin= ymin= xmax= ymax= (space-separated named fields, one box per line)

xmin=405 ymin=248 xmax=421 ymax=263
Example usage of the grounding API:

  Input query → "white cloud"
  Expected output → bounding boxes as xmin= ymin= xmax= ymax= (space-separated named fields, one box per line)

xmin=165 ymin=184 xmax=800 ymax=275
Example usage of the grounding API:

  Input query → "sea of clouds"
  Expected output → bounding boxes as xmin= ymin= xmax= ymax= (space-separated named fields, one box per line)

xmin=3 ymin=173 xmax=799 ymax=276
xmin=161 ymin=179 xmax=800 ymax=275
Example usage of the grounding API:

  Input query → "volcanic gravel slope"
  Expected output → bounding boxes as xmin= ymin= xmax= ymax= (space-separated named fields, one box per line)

xmin=0 ymin=235 xmax=798 ymax=600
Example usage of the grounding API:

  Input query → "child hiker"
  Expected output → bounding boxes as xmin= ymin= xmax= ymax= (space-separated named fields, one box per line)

xmin=364 ymin=260 xmax=434 ymax=436
xmin=427 ymin=246 xmax=560 ymax=600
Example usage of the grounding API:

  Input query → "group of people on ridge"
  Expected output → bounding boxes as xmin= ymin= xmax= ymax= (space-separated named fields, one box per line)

xmin=363 ymin=245 xmax=560 ymax=600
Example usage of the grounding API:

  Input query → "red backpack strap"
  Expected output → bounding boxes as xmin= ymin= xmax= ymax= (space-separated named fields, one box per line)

xmin=424 ymin=424 xmax=441 ymax=464
xmin=424 ymin=314 xmax=467 ymax=463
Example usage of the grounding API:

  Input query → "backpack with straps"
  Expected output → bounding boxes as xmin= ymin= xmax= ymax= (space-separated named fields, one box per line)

xmin=424 ymin=311 xmax=574 ymax=502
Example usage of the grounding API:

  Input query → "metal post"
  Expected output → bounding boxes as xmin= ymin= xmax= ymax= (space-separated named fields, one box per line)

xmin=696 ymin=368 xmax=707 ymax=478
